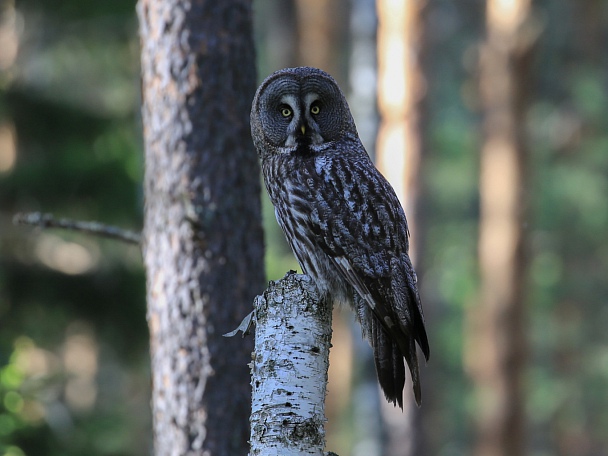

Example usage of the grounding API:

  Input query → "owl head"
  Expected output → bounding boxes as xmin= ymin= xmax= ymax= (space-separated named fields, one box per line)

xmin=250 ymin=67 xmax=358 ymax=159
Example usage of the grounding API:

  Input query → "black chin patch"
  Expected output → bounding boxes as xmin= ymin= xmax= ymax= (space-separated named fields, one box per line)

xmin=294 ymin=133 xmax=312 ymax=156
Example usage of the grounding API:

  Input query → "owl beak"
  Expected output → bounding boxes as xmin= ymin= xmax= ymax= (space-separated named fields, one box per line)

xmin=300 ymin=124 xmax=306 ymax=135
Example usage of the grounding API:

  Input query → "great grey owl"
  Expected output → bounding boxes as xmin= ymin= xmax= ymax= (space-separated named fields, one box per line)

xmin=251 ymin=66 xmax=429 ymax=407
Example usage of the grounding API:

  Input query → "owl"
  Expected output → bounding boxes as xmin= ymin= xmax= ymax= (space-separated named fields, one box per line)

xmin=251 ymin=66 xmax=429 ymax=407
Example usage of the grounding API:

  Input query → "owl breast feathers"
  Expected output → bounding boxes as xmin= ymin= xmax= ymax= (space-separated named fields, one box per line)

xmin=251 ymin=66 xmax=429 ymax=408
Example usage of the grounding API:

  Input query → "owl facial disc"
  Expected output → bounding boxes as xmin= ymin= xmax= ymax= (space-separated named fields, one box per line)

xmin=280 ymin=94 xmax=324 ymax=148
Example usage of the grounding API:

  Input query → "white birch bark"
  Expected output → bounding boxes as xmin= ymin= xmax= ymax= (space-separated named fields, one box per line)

xmin=249 ymin=272 xmax=334 ymax=456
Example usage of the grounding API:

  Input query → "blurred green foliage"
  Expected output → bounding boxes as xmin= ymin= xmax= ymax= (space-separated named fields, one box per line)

xmin=0 ymin=0 xmax=149 ymax=455
xmin=1 ymin=0 xmax=607 ymax=455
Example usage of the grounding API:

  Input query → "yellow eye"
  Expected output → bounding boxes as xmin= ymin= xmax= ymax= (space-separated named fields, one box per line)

xmin=281 ymin=107 xmax=292 ymax=117
xmin=310 ymin=104 xmax=320 ymax=115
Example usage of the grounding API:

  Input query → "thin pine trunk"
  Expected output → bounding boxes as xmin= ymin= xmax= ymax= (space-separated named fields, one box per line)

xmin=468 ymin=1 xmax=536 ymax=455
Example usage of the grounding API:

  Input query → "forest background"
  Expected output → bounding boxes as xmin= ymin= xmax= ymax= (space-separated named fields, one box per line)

xmin=0 ymin=0 xmax=607 ymax=455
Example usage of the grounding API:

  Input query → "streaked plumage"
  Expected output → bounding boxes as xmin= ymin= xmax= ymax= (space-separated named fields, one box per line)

xmin=251 ymin=66 xmax=429 ymax=407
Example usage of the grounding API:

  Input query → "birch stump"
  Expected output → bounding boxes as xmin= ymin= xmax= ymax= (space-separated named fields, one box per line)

xmin=249 ymin=272 xmax=335 ymax=456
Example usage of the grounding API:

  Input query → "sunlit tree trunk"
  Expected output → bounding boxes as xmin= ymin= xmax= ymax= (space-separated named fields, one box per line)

xmin=467 ymin=1 xmax=535 ymax=455
xmin=376 ymin=0 xmax=427 ymax=454
xmin=137 ymin=1 xmax=265 ymax=454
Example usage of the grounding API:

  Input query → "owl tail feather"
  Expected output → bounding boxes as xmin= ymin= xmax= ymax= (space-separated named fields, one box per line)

xmin=370 ymin=315 xmax=422 ymax=408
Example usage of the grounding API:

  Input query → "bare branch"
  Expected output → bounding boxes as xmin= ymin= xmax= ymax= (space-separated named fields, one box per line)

xmin=13 ymin=212 xmax=141 ymax=245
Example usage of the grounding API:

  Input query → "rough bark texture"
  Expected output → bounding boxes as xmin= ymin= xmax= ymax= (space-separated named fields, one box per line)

xmin=468 ymin=1 xmax=536 ymax=455
xmin=137 ymin=1 xmax=264 ymax=455
xmin=249 ymin=272 xmax=333 ymax=456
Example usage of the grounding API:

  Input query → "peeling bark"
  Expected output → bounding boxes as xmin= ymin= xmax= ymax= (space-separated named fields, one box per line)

xmin=249 ymin=273 xmax=333 ymax=456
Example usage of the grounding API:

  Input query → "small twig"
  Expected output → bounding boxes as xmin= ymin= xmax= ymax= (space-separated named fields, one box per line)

xmin=13 ymin=212 xmax=142 ymax=245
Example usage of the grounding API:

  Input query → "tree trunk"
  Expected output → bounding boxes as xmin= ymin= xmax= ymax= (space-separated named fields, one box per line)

xmin=376 ymin=0 xmax=425 ymax=227
xmin=137 ymin=1 xmax=264 ymax=455
xmin=376 ymin=0 xmax=427 ymax=454
xmin=249 ymin=272 xmax=333 ymax=456
xmin=467 ymin=1 xmax=536 ymax=455
xmin=294 ymin=0 xmax=350 ymax=87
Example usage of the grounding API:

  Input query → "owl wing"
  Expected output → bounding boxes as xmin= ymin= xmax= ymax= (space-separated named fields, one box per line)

xmin=305 ymin=153 xmax=429 ymax=405
xmin=331 ymin=252 xmax=428 ymax=407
